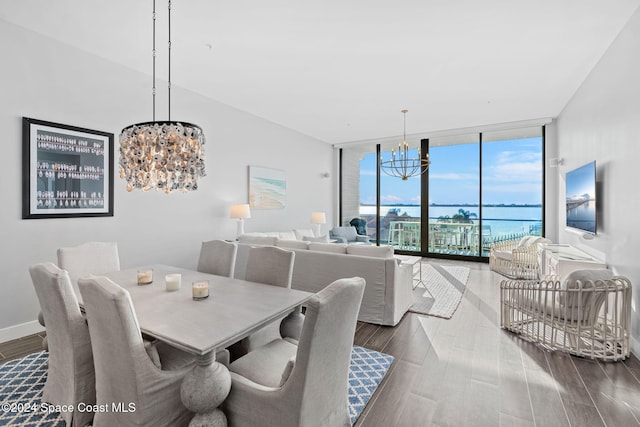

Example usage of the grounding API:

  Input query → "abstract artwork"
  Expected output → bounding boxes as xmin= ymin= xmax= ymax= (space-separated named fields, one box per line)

xmin=249 ymin=166 xmax=286 ymax=209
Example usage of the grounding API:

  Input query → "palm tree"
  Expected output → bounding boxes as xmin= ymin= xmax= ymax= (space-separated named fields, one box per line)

xmin=452 ymin=208 xmax=477 ymax=223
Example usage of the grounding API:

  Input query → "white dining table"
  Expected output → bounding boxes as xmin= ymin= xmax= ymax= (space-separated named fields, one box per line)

xmin=104 ymin=264 xmax=313 ymax=427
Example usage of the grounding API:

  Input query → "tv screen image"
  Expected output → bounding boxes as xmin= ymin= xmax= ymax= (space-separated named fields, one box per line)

xmin=565 ymin=160 xmax=596 ymax=234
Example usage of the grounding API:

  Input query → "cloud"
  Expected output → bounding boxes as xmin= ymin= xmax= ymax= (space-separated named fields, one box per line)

xmin=380 ymin=194 xmax=405 ymax=204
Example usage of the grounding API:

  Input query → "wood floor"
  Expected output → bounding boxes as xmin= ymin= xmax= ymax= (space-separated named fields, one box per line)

xmin=2 ymin=259 xmax=640 ymax=426
xmin=354 ymin=259 xmax=640 ymax=427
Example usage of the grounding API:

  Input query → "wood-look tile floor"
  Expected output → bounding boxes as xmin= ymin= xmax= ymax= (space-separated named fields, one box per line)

xmin=354 ymin=259 xmax=640 ymax=427
xmin=2 ymin=259 xmax=640 ymax=426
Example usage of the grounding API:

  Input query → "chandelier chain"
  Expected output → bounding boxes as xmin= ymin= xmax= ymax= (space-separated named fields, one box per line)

xmin=152 ymin=0 xmax=156 ymax=121
xmin=168 ymin=0 xmax=172 ymax=120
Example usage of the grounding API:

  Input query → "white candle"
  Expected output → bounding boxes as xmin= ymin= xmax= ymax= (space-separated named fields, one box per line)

xmin=192 ymin=281 xmax=209 ymax=300
xmin=137 ymin=269 xmax=153 ymax=285
xmin=165 ymin=274 xmax=181 ymax=291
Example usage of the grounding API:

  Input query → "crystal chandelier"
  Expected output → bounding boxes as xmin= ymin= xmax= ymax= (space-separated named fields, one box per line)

xmin=380 ymin=109 xmax=430 ymax=181
xmin=119 ymin=0 xmax=205 ymax=193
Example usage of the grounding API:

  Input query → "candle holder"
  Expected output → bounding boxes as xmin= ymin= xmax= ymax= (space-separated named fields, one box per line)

xmin=165 ymin=274 xmax=181 ymax=292
xmin=192 ymin=280 xmax=209 ymax=300
xmin=137 ymin=268 xmax=153 ymax=285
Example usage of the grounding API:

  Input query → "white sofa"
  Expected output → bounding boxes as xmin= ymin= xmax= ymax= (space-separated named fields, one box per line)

xmin=234 ymin=236 xmax=414 ymax=326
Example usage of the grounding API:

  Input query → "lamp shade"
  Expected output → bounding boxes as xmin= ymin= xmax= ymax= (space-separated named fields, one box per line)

xmin=310 ymin=212 xmax=326 ymax=224
xmin=230 ymin=204 xmax=251 ymax=219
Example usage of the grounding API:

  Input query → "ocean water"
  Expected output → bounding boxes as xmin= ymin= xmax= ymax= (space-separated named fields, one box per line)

xmin=359 ymin=205 xmax=543 ymax=237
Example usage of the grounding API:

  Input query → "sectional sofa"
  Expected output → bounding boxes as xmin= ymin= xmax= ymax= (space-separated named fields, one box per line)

xmin=234 ymin=234 xmax=414 ymax=326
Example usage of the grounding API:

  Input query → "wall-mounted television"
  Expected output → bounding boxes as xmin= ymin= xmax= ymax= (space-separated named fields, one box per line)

xmin=565 ymin=160 xmax=597 ymax=234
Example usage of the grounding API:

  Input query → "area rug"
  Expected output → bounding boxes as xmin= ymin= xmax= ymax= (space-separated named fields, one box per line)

xmin=0 ymin=347 xmax=393 ymax=426
xmin=409 ymin=263 xmax=470 ymax=319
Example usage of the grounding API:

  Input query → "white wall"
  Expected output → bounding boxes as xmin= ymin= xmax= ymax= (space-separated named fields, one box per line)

xmin=0 ymin=20 xmax=335 ymax=340
xmin=555 ymin=8 xmax=640 ymax=354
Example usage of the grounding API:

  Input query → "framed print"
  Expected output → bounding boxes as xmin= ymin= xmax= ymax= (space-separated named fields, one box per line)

xmin=22 ymin=117 xmax=114 ymax=219
xmin=249 ymin=166 xmax=286 ymax=209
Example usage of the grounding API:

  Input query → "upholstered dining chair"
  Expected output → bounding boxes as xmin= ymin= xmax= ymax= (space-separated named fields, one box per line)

xmin=231 ymin=246 xmax=296 ymax=359
xmin=223 ymin=277 xmax=366 ymax=427
xmin=57 ymin=241 xmax=121 ymax=300
xmin=29 ymin=262 xmax=95 ymax=427
xmin=78 ymin=275 xmax=196 ymax=427
xmin=197 ymin=239 xmax=238 ymax=277
xmin=36 ymin=241 xmax=121 ymax=352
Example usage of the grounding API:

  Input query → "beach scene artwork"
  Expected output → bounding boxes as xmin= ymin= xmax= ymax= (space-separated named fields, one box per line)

xmin=249 ymin=166 xmax=286 ymax=209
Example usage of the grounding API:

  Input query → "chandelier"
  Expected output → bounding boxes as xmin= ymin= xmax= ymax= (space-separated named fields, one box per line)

xmin=380 ymin=109 xmax=430 ymax=181
xmin=119 ymin=0 xmax=206 ymax=193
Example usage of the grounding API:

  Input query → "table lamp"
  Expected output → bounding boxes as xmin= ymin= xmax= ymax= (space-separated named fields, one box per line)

xmin=310 ymin=211 xmax=326 ymax=237
xmin=230 ymin=204 xmax=251 ymax=239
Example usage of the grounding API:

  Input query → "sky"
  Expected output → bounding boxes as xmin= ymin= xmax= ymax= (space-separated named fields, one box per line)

xmin=360 ymin=137 xmax=543 ymax=206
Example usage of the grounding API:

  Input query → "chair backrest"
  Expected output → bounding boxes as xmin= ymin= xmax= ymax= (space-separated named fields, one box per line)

xmin=29 ymin=262 xmax=95 ymax=427
xmin=285 ymin=277 xmax=365 ymax=426
xmin=349 ymin=218 xmax=366 ymax=235
xmin=330 ymin=226 xmax=357 ymax=241
xmin=57 ymin=241 xmax=120 ymax=299
xmin=79 ymin=276 xmax=194 ymax=426
xmin=245 ymin=246 xmax=294 ymax=288
xmin=197 ymin=240 xmax=238 ymax=277
xmin=78 ymin=276 xmax=151 ymax=425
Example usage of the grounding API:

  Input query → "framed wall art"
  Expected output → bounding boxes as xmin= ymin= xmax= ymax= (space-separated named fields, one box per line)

xmin=22 ymin=117 xmax=114 ymax=219
xmin=249 ymin=166 xmax=286 ymax=209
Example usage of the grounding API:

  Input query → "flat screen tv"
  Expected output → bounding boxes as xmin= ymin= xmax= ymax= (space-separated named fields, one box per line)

xmin=565 ymin=160 xmax=597 ymax=234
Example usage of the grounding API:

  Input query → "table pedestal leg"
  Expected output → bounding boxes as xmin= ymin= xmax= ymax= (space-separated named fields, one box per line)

xmin=181 ymin=350 xmax=231 ymax=427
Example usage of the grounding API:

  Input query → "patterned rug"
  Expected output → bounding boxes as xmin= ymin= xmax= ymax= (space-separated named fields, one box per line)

xmin=0 ymin=347 xmax=393 ymax=426
xmin=409 ymin=263 xmax=470 ymax=319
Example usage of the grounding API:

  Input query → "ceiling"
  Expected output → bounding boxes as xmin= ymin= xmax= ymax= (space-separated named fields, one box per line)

xmin=2 ymin=1 xmax=639 ymax=144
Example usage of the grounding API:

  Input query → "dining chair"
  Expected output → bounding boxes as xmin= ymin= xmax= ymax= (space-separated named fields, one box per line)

xmin=231 ymin=246 xmax=296 ymax=359
xmin=197 ymin=240 xmax=238 ymax=277
xmin=57 ymin=241 xmax=121 ymax=299
xmin=78 ymin=275 xmax=196 ymax=427
xmin=29 ymin=262 xmax=95 ymax=427
xmin=223 ymin=277 xmax=366 ymax=427
xmin=37 ymin=241 xmax=121 ymax=352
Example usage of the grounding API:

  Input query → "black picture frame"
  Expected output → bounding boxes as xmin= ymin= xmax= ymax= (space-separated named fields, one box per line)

xmin=22 ymin=117 xmax=114 ymax=219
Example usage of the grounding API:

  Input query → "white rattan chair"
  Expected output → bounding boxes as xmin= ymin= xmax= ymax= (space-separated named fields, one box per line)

xmin=500 ymin=269 xmax=632 ymax=361
xmin=489 ymin=236 xmax=550 ymax=279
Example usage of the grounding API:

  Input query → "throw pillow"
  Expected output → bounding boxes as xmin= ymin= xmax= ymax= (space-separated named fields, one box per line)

xmin=294 ymin=228 xmax=315 ymax=240
xmin=303 ymin=235 xmax=329 ymax=243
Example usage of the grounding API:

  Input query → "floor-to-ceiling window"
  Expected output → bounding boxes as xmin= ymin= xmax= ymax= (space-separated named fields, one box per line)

xmin=427 ymin=133 xmax=480 ymax=257
xmin=339 ymin=124 xmax=544 ymax=260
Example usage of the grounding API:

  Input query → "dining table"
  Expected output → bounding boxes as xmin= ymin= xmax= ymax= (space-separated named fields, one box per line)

xmin=103 ymin=264 xmax=313 ymax=427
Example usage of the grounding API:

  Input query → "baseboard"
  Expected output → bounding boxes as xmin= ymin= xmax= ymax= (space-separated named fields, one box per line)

xmin=0 ymin=320 xmax=45 ymax=344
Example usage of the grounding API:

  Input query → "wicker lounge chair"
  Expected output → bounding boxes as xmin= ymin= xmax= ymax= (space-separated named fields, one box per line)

xmin=500 ymin=269 xmax=631 ymax=361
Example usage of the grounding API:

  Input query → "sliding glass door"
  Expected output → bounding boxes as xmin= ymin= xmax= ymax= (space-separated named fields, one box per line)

xmin=427 ymin=134 xmax=481 ymax=257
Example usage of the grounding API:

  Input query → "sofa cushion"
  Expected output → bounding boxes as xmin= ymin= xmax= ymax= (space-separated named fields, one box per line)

xmin=238 ymin=235 xmax=278 ymax=246
xmin=308 ymin=242 xmax=347 ymax=254
xmin=278 ymin=231 xmax=297 ymax=241
xmin=347 ymin=245 xmax=394 ymax=258
xmin=303 ymin=235 xmax=329 ymax=243
xmin=294 ymin=229 xmax=315 ymax=240
xmin=276 ymin=239 xmax=310 ymax=250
